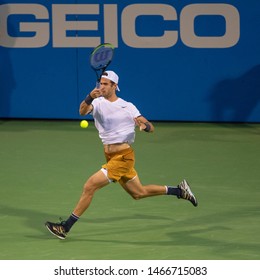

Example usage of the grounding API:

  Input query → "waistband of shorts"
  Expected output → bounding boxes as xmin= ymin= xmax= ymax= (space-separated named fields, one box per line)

xmin=104 ymin=147 xmax=133 ymax=157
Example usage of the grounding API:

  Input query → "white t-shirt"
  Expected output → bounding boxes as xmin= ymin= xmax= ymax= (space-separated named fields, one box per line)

xmin=91 ymin=97 xmax=141 ymax=144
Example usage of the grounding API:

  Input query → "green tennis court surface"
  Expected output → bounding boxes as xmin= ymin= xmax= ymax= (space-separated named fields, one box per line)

xmin=0 ymin=120 xmax=260 ymax=260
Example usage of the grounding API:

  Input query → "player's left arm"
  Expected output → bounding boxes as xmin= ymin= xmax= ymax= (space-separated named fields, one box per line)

xmin=134 ymin=115 xmax=154 ymax=133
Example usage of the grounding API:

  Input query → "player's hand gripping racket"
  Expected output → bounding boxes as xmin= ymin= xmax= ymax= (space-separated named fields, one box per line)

xmin=90 ymin=43 xmax=114 ymax=88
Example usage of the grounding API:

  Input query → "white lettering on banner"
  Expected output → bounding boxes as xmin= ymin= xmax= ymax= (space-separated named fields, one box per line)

xmin=104 ymin=5 xmax=118 ymax=47
xmin=180 ymin=4 xmax=240 ymax=48
xmin=122 ymin=4 xmax=178 ymax=48
xmin=52 ymin=5 xmax=100 ymax=47
xmin=0 ymin=4 xmax=49 ymax=48
xmin=0 ymin=3 xmax=240 ymax=49
xmin=53 ymin=4 xmax=119 ymax=47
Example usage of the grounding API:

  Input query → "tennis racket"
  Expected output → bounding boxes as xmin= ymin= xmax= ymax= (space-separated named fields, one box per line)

xmin=90 ymin=43 xmax=114 ymax=88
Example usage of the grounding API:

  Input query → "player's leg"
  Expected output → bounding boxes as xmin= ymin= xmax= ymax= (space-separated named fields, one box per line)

xmin=72 ymin=169 xmax=110 ymax=216
xmin=120 ymin=175 xmax=198 ymax=206
xmin=120 ymin=175 xmax=167 ymax=199
xmin=45 ymin=169 xmax=110 ymax=239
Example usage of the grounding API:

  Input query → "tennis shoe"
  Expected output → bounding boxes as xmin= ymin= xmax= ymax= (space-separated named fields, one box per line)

xmin=177 ymin=179 xmax=198 ymax=207
xmin=45 ymin=219 xmax=67 ymax=240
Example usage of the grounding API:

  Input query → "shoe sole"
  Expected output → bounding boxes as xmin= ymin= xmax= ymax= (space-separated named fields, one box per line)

xmin=192 ymin=198 xmax=198 ymax=207
xmin=186 ymin=182 xmax=198 ymax=207
xmin=45 ymin=222 xmax=66 ymax=240
xmin=182 ymin=180 xmax=198 ymax=207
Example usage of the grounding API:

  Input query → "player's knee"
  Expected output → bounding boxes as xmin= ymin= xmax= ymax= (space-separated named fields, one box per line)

xmin=131 ymin=194 xmax=140 ymax=200
xmin=131 ymin=192 xmax=146 ymax=200
xmin=83 ymin=180 xmax=98 ymax=194
xmin=82 ymin=183 xmax=92 ymax=195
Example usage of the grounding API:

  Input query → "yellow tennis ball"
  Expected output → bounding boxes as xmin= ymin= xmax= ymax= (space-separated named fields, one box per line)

xmin=80 ymin=120 xmax=89 ymax=128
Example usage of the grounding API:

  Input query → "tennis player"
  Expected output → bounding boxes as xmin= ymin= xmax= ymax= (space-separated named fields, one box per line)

xmin=45 ymin=70 xmax=198 ymax=239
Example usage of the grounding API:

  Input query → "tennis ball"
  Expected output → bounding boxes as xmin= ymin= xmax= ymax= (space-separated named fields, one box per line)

xmin=80 ymin=120 xmax=89 ymax=129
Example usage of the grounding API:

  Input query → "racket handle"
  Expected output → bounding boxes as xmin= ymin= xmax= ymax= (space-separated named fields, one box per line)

xmin=96 ymin=81 xmax=100 ymax=89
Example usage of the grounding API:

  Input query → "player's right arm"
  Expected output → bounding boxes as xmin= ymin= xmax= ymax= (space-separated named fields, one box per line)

xmin=79 ymin=101 xmax=92 ymax=116
xmin=79 ymin=88 xmax=101 ymax=115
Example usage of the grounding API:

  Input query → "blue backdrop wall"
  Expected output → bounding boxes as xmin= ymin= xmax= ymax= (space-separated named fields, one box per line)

xmin=1 ymin=0 xmax=260 ymax=122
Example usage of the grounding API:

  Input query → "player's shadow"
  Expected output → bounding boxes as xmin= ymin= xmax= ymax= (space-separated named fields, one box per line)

xmin=0 ymin=203 xmax=172 ymax=240
xmin=69 ymin=206 xmax=260 ymax=259
xmin=208 ymin=64 xmax=260 ymax=122
xmin=0 ymin=204 xmax=62 ymax=238
xmin=2 ymin=203 xmax=259 ymax=260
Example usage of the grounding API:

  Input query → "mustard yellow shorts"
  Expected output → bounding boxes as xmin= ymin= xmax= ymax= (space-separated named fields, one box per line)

xmin=102 ymin=147 xmax=137 ymax=184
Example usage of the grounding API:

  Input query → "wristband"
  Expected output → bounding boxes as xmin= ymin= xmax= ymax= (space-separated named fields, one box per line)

xmin=84 ymin=94 xmax=94 ymax=105
xmin=144 ymin=122 xmax=151 ymax=132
